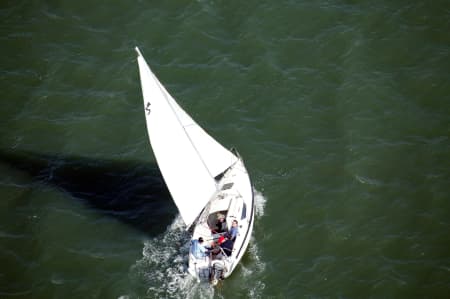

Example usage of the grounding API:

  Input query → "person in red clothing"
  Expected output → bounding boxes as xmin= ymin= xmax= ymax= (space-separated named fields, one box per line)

xmin=220 ymin=236 xmax=234 ymax=257
xmin=211 ymin=235 xmax=233 ymax=259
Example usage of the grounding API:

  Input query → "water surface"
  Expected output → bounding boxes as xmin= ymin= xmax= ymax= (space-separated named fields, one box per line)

xmin=1 ymin=1 xmax=449 ymax=298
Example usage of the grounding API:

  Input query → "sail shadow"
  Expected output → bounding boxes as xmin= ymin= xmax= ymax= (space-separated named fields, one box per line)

xmin=0 ymin=149 xmax=177 ymax=236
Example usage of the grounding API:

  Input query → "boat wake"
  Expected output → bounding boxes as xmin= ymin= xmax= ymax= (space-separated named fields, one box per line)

xmin=129 ymin=189 xmax=267 ymax=299
xmin=130 ymin=215 xmax=215 ymax=299
xmin=253 ymin=189 xmax=266 ymax=218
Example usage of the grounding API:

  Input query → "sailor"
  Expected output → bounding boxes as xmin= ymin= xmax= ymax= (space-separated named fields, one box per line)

xmin=191 ymin=237 xmax=210 ymax=259
xmin=228 ymin=220 xmax=239 ymax=242
xmin=213 ymin=235 xmax=233 ymax=259
xmin=215 ymin=213 xmax=227 ymax=233
xmin=220 ymin=235 xmax=234 ymax=257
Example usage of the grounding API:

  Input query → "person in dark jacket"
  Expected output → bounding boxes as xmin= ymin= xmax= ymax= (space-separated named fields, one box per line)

xmin=220 ymin=237 xmax=234 ymax=257
xmin=212 ymin=235 xmax=233 ymax=259
xmin=215 ymin=213 xmax=227 ymax=233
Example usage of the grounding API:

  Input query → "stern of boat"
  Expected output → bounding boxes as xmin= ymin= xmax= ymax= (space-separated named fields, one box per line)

xmin=188 ymin=252 xmax=230 ymax=285
xmin=188 ymin=252 xmax=210 ymax=281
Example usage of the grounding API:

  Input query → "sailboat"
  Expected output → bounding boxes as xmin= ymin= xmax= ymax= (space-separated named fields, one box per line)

xmin=135 ymin=47 xmax=255 ymax=284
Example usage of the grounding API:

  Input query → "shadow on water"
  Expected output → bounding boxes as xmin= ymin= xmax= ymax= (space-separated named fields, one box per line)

xmin=0 ymin=149 xmax=178 ymax=236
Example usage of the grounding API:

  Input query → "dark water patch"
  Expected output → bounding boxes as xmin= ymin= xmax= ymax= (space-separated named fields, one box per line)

xmin=0 ymin=149 xmax=177 ymax=235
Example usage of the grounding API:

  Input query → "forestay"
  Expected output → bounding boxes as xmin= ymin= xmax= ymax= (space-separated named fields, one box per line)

xmin=135 ymin=47 xmax=238 ymax=228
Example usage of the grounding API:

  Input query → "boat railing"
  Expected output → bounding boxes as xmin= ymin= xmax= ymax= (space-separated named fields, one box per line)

xmin=216 ymin=246 xmax=232 ymax=262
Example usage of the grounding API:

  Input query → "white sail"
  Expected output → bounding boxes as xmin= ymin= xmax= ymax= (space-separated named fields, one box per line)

xmin=135 ymin=47 xmax=238 ymax=228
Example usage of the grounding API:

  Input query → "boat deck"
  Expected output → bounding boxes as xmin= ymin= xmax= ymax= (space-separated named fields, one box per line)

xmin=188 ymin=158 xmax=255 ymax=282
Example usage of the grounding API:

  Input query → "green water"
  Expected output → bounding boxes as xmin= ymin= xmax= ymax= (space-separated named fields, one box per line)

xmin=1 ymin=1 xmax=449 ymax=298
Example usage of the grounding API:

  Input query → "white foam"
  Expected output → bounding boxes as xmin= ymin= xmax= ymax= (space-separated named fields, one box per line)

xmin=131 ymin=215 xmax=214 ymax=299
xmin=253 ymin=188 xmax=267 ymax=217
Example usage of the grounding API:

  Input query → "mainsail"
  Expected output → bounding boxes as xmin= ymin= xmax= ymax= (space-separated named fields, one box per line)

xmin=135 ymin=47 xmax=238 ymax=228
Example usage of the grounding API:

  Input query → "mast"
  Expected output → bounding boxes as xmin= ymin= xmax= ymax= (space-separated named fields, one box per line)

xmin=136 ymin=47 xmax=237 ymax=227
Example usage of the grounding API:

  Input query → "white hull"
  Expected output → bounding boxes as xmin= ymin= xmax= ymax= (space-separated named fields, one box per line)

xmin=188 ymin=157 xmax=255 ymax=283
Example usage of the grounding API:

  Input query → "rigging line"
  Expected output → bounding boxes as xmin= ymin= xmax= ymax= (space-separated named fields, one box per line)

xmin=149 ymin=67 xmax=217 ymax=180
xmin=137 ymin=47 xmax=236 ymax=181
